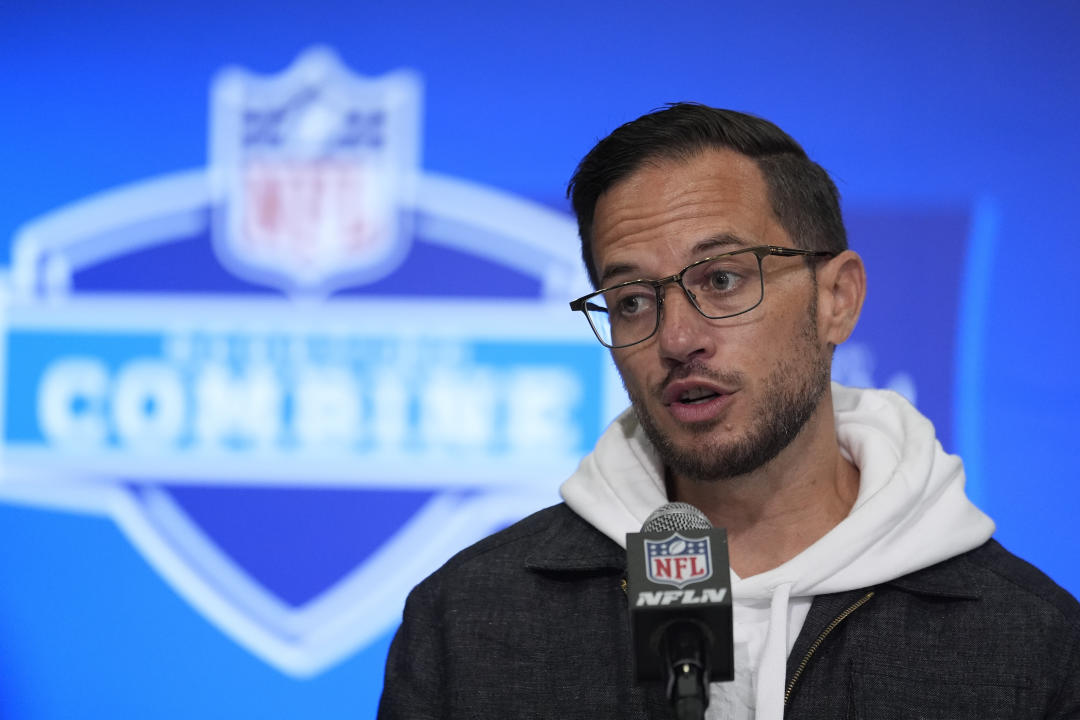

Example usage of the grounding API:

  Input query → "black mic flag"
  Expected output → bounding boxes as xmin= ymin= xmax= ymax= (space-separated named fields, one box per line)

xmin=626 ymin=502 xmax=734 ymax=720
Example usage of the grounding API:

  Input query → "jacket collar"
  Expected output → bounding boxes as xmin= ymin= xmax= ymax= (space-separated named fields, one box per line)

xmin=521 ymin=506 xmax=989 ymax=596
xmin=523 ymin=504 xmax=626 ymax=573
xmin=885 ymin=547 xmax=984 ymax=600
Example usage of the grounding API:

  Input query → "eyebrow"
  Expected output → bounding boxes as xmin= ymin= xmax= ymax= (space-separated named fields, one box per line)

xmin=597 ymin=233 xmax=748 ymax=286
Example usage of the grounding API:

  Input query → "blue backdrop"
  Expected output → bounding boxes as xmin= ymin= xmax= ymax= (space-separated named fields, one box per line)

xmin=1 ymin=2 xmax=1078 ymax=718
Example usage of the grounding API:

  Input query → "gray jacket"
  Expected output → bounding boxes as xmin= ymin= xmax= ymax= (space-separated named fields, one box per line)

xmin=379 ymin=503 xmax=1080 ymax=719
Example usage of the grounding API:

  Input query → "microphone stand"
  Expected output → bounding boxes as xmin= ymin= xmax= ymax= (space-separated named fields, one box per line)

xmin=663 ymin=621 xmax=709 ymax=720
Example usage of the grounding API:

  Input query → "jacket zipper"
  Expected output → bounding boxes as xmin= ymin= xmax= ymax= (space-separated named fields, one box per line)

xmin=783 ymin=590 xmax=876 ymax=706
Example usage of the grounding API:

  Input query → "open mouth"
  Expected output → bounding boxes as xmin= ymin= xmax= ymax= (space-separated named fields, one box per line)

xmin=678 ymin=388 xmax=721 ymax=405
xmin=661 ymin=379 xmax=734 ymax=421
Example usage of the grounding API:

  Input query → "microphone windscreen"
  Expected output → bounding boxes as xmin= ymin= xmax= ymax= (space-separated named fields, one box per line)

xmin=642 ymin=502 xmax=712 ymax=533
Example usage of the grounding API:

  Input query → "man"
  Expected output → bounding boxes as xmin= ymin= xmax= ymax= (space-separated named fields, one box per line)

xmin=379 ymin=104 xmax=1080 ymax=719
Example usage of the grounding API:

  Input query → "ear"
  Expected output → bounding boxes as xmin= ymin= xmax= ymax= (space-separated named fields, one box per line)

xmin=817 ymin=250 xmax=866 ymax=346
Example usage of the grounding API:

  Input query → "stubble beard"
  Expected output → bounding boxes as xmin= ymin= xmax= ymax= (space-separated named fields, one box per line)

xmin=625 ymin=298 xmax=831 ymax=484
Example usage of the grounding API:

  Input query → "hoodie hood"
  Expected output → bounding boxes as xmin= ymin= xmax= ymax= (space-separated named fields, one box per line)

xmin=560 ymin=383 xmax=995 ymax=719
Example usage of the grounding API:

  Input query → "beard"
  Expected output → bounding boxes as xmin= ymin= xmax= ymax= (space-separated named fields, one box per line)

xmin=625 ymin=296 xmax=830 ymax=483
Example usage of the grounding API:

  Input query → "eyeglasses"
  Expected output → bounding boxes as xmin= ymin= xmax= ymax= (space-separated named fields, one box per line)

xmin=569 ymin=245 xmax=834 ymax=348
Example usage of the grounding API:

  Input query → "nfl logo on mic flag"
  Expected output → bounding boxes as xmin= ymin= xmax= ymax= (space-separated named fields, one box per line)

xmin=646 ymin=534 xmax=713 ymax=589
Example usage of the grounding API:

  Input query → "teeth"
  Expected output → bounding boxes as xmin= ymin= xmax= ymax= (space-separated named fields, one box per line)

xmin=680 ymin=387 xmax=715 ymax=402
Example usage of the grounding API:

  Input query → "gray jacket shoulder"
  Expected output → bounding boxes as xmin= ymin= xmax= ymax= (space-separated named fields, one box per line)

xmin=422 ymin=502 xmax=625 ymax=584
xmin=964 ymin=538 xmax=1080 ymax=625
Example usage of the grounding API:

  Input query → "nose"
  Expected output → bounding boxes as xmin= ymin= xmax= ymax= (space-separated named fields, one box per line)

xmin=655 ymin=284 xmax=715 ymax=366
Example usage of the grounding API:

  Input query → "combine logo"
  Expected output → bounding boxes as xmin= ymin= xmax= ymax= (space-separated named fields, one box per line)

xmin=645 ymin=534 xmax=713 ymax=589
xmin=0 ymin=48 xmax=620 ymax=677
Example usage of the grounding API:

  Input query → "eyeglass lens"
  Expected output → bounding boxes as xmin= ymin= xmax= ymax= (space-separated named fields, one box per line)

xmin=585 ymin=252 xmax=765 ymax=347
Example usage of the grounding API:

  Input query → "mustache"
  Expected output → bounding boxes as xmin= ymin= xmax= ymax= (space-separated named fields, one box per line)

xmin=653 ymin=361 xmax=744 ymax=397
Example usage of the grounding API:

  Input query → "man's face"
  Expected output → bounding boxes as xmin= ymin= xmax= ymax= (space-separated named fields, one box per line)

xmin=590 ymin=149 xmax=831 ymax=482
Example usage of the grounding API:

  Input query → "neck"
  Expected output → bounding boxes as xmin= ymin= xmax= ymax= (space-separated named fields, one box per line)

xmin=667 ymin=397 xmax=860 ymax=578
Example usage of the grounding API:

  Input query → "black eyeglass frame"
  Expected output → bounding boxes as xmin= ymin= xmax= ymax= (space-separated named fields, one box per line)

xmin=568 ymin=245 xmax=836 ymax=349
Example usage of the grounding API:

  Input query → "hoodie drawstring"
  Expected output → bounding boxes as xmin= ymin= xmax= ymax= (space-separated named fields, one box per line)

xmin=754 ymin=582 xmax=793 ymax=720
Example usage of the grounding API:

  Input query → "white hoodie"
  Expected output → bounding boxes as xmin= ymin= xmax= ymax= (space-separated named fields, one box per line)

xmin=560 ymin=383 xmax=995 ymax=720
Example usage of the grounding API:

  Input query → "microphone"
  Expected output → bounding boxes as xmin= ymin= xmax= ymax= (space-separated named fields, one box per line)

xmin=626 ymin=502 xmax=733 ymax=720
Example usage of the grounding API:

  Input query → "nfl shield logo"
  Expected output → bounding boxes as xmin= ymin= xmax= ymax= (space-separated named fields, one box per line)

xmin=645 ymin=534 xmax=713 ymax=589
xmin=209 ymin=47 xmax=421 ymax=295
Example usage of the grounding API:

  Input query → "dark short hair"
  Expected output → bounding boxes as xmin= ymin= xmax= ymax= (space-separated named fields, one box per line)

xmin=567 ymin=103 xmax=847 ymax=287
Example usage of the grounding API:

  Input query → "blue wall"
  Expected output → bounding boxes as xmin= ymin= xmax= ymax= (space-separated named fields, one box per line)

xmin=1 ymin=2 xmax=1078 ymax=717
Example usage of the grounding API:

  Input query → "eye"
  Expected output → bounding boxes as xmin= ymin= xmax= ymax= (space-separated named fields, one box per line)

xmin=608 ymin=286 xmax=655 ymax=320
xmin=692 ymin=261 xmax=746 ymax=295
xmin=707 ymin=268 xmax=739 ymax=293
xmin=618 ymin=293 xmax=650 ymax=316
